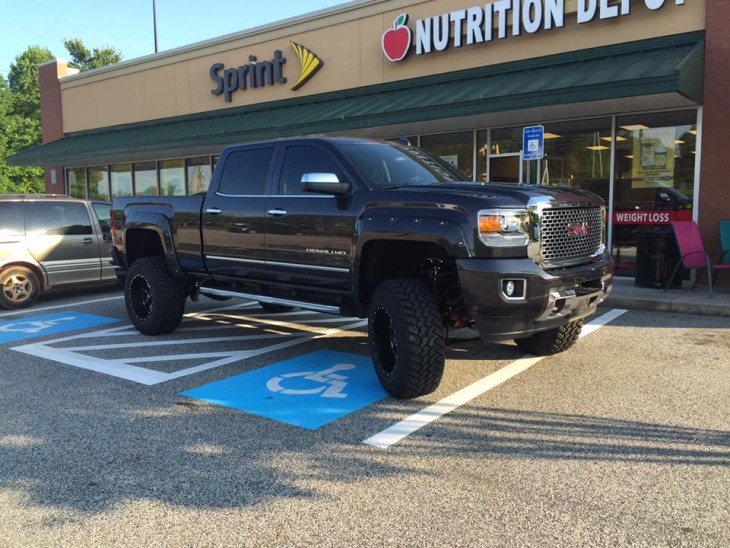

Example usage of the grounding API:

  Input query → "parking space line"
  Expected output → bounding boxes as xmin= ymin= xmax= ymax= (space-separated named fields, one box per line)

xmin=363 ymin=308 xmax=628 ymax=449
xmin=12 ymin=308 xmax=367 ymax=384
xmin=0 ymin=295 xmax=123 ymax=319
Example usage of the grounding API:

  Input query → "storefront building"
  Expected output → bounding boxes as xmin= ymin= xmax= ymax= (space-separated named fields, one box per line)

xmin=9 ymin=0 xmax=729 ymax=283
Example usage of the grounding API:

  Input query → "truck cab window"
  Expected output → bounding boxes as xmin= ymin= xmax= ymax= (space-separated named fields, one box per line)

xmin=218 ymin=147 xmax=274 ymax=195
xmin=278 ymin=145 xmax=344 ymax=195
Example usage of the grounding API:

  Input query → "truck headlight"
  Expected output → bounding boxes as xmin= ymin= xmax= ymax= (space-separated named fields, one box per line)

xmin=478 ymin=209 xmax=531 ymax=247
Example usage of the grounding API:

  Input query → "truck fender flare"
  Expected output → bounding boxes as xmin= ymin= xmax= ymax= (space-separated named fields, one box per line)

xmin=122 ymin=211 xmax=184 ymax=277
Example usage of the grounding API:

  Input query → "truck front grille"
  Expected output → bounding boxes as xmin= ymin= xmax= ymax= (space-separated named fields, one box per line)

xmin=539 ymin=207 xmax=604 ymax=268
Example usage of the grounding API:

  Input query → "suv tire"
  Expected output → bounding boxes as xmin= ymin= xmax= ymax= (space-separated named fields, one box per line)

xmin=514 ymin=319 xmax=583 ymax=355
xmin=125 ymin=257 xmax=186 ymax=335
xmin=0 ymin=266 xmax=41 ymax=310
xmin=368 ymin=278 xmax=445 ymax=399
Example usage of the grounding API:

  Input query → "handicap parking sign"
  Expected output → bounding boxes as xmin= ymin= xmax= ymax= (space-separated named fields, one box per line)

xmin=181 ymin=350 xmax=388 ymax=429
xmin=522 ymin=125 xmax=544 ymax=161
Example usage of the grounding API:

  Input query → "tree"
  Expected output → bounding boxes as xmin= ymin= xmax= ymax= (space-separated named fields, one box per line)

xmin=1 ymin=48 xmax=53 ymax=193
xmin=64 ymin=38 xmax=123 ymax=71
xmin=8 ymin=46 xmax=54 ymax=119
xmin=0 ymin=41 xmax=123 ymax=194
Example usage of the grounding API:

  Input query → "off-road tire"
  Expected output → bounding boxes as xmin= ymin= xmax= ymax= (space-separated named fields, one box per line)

xmin=0 ymin=266 xmax=41 ymax=310
xmin=368 ymin=278 xmax=446 ymax=399
xmin=125 ymin=257 xmax=187 ymax=335
xmin=258 ymin=302 xmax=295 ymax=313
xmin=514 ymin=319 xmax=583 ymax=356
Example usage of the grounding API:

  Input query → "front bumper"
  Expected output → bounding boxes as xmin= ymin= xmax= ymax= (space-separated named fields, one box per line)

xmin=456 ymin=251 xmax=613 ymax=341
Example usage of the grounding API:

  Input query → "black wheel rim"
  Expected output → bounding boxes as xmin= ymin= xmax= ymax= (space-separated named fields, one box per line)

xmin=130 ymin=275 xmax=153 ymax=320
xmin=373 ymin=307 xmax=397 ymax=375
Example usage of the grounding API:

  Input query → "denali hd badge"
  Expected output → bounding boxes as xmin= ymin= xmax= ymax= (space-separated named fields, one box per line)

xmin=568 ymin=222 xmax=592 ymax=237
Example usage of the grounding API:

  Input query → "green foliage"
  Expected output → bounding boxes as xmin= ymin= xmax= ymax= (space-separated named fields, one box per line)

xmin=8 ymin=46 xmax=54 ymax=119
xmin=64 ymin=38 xmax=123 ymax=71
xmin=0 ymin=40 xmax=123 ymax=195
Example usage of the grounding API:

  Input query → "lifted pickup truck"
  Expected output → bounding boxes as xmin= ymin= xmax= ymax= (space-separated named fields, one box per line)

xmin=112 ymin=137 xmax=613 ymax=398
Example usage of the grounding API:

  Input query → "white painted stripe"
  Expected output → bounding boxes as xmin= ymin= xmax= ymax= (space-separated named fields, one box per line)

xmin=363 ymin=309 xmax=628 ymax=449
xmin=62 ymin=333 xmax=287 ymax=351
xmin=12 ymin=344 xmax=168 ymax=385
xmin=578 ymin=308 xmax=626 ymax=338
xmin=0 ymin=295 xmax=123 ymax=319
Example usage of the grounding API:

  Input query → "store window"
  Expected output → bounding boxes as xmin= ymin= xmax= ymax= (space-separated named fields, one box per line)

xmin=538 ymin=118 xmax=612 ymax=189
xmin=134 ymin=161 xmax=158 ymax=196
xmin=160 ymin=159 xmax=185 ymax=196
xmin=421 ymin=131 xmax=474 ymax=180
xmin=110 ymin=164 xmax=131 ymax=198
xmin=187 ymin=157 xmax=212 ymax=194
xmin=488 ymin=127 xmax=522 ymax=182
xmin=611 ymin=111 xmax=696 ymax=278
xmin=67 ymin=167 xmax=87 ymax=198
xmin=488 ymin=119 xmax=612 ymax=186
xmin=89 ymin=166 xmax=111 ymax=201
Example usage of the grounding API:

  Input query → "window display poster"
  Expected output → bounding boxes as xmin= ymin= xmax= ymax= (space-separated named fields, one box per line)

xmin=632 ymin=127 xmax=676 ymax=188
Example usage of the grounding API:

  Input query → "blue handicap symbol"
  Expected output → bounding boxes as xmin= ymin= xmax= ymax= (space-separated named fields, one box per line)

xmin=0 ymin=312 xmax=119 ymax=344
xmin=181 ymin=350 xmax=388 ymax=430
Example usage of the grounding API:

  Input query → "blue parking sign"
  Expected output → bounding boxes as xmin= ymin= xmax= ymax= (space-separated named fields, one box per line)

xmin=523 ymin=125 xmax=544 ymax=161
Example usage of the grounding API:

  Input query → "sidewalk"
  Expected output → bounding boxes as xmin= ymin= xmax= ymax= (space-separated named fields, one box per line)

xmin=603 ymin=277 xmax=730 ymax=317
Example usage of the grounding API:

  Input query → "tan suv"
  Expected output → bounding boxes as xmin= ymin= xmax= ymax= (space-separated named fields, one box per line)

xmin=0 ymin=195 xmax=117 ymax=309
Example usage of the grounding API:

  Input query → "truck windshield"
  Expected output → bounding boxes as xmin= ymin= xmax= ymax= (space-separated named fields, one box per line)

xmin=339 ymin=142 xmax=467 ymax=188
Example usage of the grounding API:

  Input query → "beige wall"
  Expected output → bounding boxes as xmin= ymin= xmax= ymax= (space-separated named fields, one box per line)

xmin=60 ymin=0 xmax=705 ymax=133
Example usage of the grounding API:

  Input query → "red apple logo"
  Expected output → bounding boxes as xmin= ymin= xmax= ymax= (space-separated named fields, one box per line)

xmin=382 ymin=13 xmax=411 ymax=62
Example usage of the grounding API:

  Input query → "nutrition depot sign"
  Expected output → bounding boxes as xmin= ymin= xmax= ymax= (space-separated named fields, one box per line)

xmin=381 ymin=0 xmax=686 ymax=62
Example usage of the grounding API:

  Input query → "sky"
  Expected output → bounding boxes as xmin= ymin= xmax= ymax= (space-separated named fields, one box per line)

xmin=0 ymin=0 xmax=350 ymax=77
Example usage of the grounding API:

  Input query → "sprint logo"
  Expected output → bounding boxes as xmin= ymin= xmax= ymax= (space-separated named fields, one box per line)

xmin=289 ymin=42 xmax=324 ymax=91
xmin=210 ymin=43 xmax=324 ymax=102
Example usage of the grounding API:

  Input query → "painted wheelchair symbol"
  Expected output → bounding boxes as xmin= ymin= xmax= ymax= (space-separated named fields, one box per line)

xmin=0 ymin=316 xmax=76 ymax=334
xmin=266 ymin=363 xmax=356 ymax=399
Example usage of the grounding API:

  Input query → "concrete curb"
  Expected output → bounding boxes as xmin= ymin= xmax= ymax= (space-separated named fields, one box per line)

xmin=603 ymin=281 xmax=730 ymax=317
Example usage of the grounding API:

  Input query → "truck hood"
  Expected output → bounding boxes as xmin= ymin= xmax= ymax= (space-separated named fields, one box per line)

xmin=394 ymin=182 xmax=605 ymax=209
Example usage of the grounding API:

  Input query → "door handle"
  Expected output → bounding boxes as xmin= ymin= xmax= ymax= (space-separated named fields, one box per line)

xmin=82 ymin=237 xmax=94 ymax=244
xmin=267 ymin=209 xmax=288 ymax=217
xmin=206 ymin=207 xmax=222 ymax=215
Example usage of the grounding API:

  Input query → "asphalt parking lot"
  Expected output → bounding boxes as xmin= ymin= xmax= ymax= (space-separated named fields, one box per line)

xmin=1 ymin=285 xmax=728 ymax=547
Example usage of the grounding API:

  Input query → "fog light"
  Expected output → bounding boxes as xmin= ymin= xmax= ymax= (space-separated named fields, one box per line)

xmin=501 ymin=278 xmax=526 ymax=300
xmin=505 ymin=280 xmax=515 ymax=296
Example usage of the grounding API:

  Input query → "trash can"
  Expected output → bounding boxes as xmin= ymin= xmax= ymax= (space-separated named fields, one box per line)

xmin=635 ymin=230 xmax=683 ymax=288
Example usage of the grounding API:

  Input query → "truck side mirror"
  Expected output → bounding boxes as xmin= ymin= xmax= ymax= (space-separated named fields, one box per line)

xmin=301 ymin=173 xmax=350 ymax=195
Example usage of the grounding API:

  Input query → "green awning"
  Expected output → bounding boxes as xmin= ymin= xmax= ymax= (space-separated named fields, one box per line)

xmin=8 ymin=31 xmax=704 ymax=167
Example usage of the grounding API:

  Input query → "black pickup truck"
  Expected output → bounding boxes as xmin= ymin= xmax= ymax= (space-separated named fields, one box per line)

xmin=111 ymin=137 xmax=613 ymax=398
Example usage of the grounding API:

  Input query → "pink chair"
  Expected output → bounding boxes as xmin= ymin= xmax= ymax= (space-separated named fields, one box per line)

xmin=665 ymin=221 xmax=730 ymax=298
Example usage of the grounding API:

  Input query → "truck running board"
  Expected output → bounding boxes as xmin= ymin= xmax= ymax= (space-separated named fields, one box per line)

xmin=198 ymin=287 xmax=341 ymax=315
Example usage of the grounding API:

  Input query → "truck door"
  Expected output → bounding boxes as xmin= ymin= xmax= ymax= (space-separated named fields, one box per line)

xmin=201 ymin=145 xmax=275 ymax=280
xmin=264 ymin=143 xmax=356 ymax=292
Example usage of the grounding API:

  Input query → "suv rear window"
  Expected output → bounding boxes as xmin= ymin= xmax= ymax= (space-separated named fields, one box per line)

xmin=0 ymin=202 xmax=25 ymax=237
xmin=25 ymin=202 xmax=93 ymax=236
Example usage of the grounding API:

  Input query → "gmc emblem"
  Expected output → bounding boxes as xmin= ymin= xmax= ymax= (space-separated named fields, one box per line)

xmin=568 ymin=222 xmax=592 ymax=237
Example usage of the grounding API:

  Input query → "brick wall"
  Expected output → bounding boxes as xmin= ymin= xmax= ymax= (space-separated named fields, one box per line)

xmin=39 ymin=61 xmax=68 ymax=194
xmin=700 ymin=0 xmax=730 ymax=284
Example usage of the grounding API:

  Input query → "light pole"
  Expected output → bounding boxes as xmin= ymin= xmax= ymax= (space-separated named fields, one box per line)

xmin=153 ymin=0 xmax=159 ymax=53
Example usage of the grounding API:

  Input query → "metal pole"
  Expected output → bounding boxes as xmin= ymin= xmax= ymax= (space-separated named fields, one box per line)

xmin=153 ymin=0 xmax=158 ymax=53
